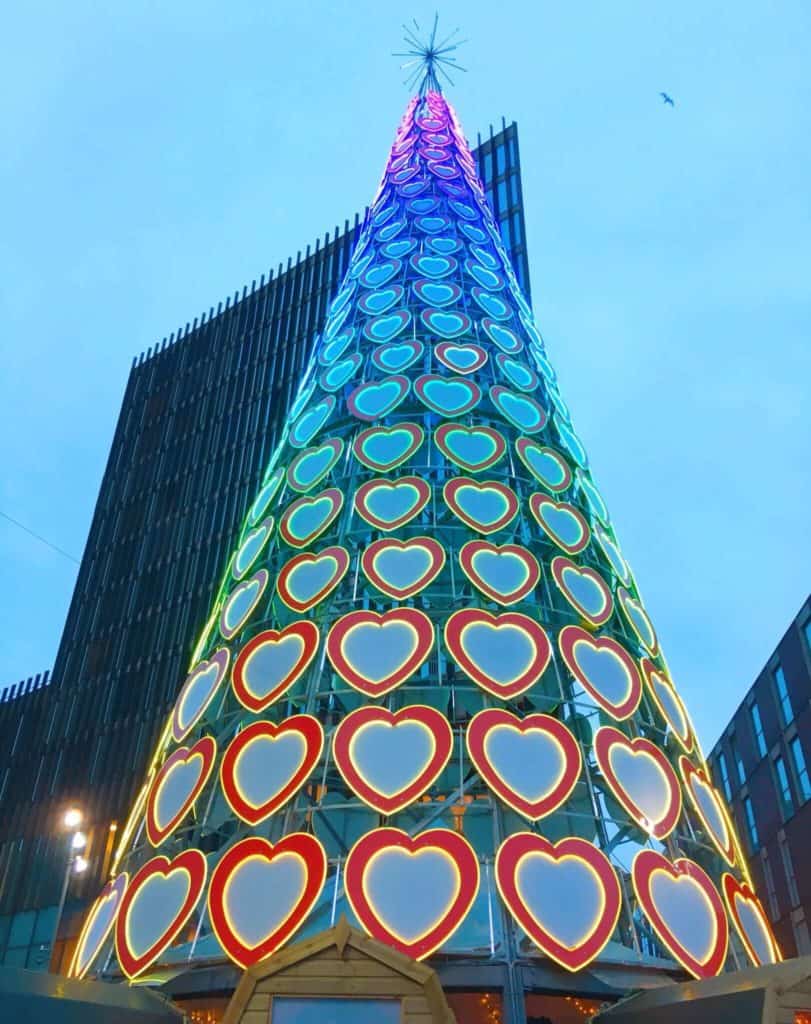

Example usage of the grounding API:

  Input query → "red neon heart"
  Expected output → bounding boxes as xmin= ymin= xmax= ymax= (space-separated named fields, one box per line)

xmin=361 ymin=536 xmax=445 ymax=599
xmin=333 ymin=705 xmax=453 ymax=815
xmin=459 ymin=540 xmax=540 ymax=606
xmin=69 ymin=872 xmax=128 ymax=979
xmin=435 ymin=341 xmax=488 ymax=374
xmin=641 ymin=658 xmax=695 ymax=752
xmin=558 ymin=625 xmax=642 ymax=720
xmin=344 ymin=827 xmax=479 ymax=961
xmin=278 ymin=487 xmax=343 ymax=548
xmin=326 ymin=609 xmax=435 ymax=698
xmin=551 ymin=556 xmax=614 ymax=626
xmin=593 ymin=726 xmax=681 ymax=839
xmin=679 ymin=756 xmax=736 ymax=865
xmin=115 ymin=849 xmax=207 ymax=979
xmin=276 ymin=546 xmax=349 ymax=614
xmin=495 ymin=832 xmax=621 ymax=972
xmin=443 ymin=477 xmax=519 ymax=534
xmin=528 ymin=493 xmax=590 ymax=555
xmin=354 ymin=476 xmax=431 ymax=531
xmin=145 ymin=736 xmax=217 ymax=846
xmin=721 ymin=873 xmax=781 ymax=966
xmin=220 ymin=715 xmax=324 ymax=825
xmin=632 ymin=850 xmax=728 ymax=979
xmin=466 ymin=709 xmax=581 ymax=820
xmin=445 ymin=608 xmax=552 ymax=699
xmin=232 ymin=621 xmax=320 ymax=713
xmin=208 ymin=833 xmax=327 ymax=969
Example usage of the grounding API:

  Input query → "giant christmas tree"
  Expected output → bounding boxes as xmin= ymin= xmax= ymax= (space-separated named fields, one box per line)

xmin=69 ymin=49 xmax=780 ymax=995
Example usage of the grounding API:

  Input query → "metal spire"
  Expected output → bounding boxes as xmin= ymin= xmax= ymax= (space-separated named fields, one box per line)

xmin=392 ymin=14 xmax=467 ymax=95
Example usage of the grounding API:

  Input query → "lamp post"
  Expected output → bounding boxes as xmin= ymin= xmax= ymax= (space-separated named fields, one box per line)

xmin=50 ymin=808 xmax=87 ymax=972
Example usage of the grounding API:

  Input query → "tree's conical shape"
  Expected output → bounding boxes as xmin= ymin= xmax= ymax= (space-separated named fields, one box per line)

xmin=69 ymin=90 xmax=780 ymax=989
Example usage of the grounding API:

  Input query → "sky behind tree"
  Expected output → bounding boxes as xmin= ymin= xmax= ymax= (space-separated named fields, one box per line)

xmin=0 ymin=1 xmax=808 ymax=748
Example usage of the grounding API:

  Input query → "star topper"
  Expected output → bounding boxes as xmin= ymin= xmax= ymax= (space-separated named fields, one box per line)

xmin=393 ymin=14 xmax=467 ymax=95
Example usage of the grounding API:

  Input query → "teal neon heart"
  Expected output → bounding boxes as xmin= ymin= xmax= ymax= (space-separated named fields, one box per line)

xmin=382 ymin=239 xmax=417 ymax=259
xmin=287 ymin=440 xmax=343 ymax=493
xmin=376 ymin=218 xmax=406 ymax=242
xmin=353 ymin=424 xmax=423 ymax=472
xmin=408 ymin=197 xmax=440 ymax=214
xmin=363 ymin=310 xmax=411 ymax=344
xmin=372 ymin=203 xmax=398 ymax=226
xmin=397 ymin=178 xmax=428 ymax=197
xmin=577 ymin=471 xmax=609 ymax=524
xmin=283 ymin=494 xmax=339 ymax=546
xmin=556 ymin=421 xmax=588 ymax=468
xmin=372 ymin=340 xmax=423 ymax=373
xmin=413 ymin=280 xmax=460 ymax=307
xmin=421 ymin=309 xmax=471 ymax=340
xmin=436 ymin=425 xmax=503 ymax=472
xmin=221 ymin=571 xmax=268 ymax=640
xmin=466 ymin=261 xmax=503 ymax=290
xmin=470 ymin=549 xmax=531 ymax=597
xmin=460 ymin=223 xmax=487 ymax=244
xmin=359 ymin=286 xmax=402 ymax=316
xmin=290 ymin=397 xmax=334 ymax=448
xmin=319 ymin=328 xmax=355 ymax=366
xmin=348 ymin=377 xmax=410 ymax=422
xmin=595 ymin=525 xmax=630 ymax=584
xmin=454 ymin=488 xmax=511 ymax=529
xmin=499 ymin=356 xmax=537 ymax=392
xmin=449 ymin=199 xmax=477 ymax=220
xmin=320 ymin=354 xmax=360 ymax=392
xmin=529 ymin=344 xmax=557 ymax=382
xmin=470 ymin=245 xmax=499 ymax=270
xmin=328 ymin=281 xmax=355 ymax=318
xmin=436 ymin=344 xmax=485 ymax=373
xmin=233 ymin=519 xmax=273 ymax=579
xmin=249 ymin=469 xmax=284 ymax=525
xmin=490 ymin=387 xmax=547 ymax=433
xmin=415 ymin=375 xmax=480 ymax=417
xmin=560 ymin=565 xmax=608 ymax=619
xmin=535 ymin=501 xmax=587 ymax=551
xmin=482 ymin=319 xmax=522 ymax=353
xmin=360 ymin=260 xmax=401 ymax=289
xmin=427 ymin=236 xmax=462 ymax=255
xmin=349 ymin=250 xmax=374 ymax=281
xmin=288 ymin=380 xmax=315 ymax=421
xmin=472 ymin=288 xmax=512 ymax=321
xmin=416 ymin=215 xmax=449 ymax=234
xmin=516 ymin=440 xmax=571 ymax=492
xmin=410 ymin=254 xmax=456 ymax=278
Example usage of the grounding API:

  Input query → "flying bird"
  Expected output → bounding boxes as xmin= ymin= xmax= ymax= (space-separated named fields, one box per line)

xmin=660 ymin=92 xmax=675 ymax=107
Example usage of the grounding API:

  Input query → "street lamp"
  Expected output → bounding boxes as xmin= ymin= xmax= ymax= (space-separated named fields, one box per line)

xmin=50 ymin=809 xmax=87 ymax=972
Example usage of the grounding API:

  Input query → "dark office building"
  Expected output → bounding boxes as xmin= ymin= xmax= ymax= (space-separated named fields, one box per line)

xmin=0 ymin=122 xmax=531 ymax=971
xmin=708 ymin=595 xmax=811 ymax=959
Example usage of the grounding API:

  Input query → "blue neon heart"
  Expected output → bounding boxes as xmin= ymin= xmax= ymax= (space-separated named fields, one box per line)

xmin=373 ymin=341 xmax=423 ymax=373
xmin=460 ymin=223 xmax=487 ymax=244
xmin=421 ymin=309 xmax=471 ymax=340
xmin=411 ymin=254 xmax=456 ymax=279
xmin=360 ymin=287 xmax=402 ymax=316
xmin=443 ymin=430 xmax=499 ymax=467
xmin=377 ymin=219 xmax=406 ymax=242
xmin=358 ymin=429 xmax=419 ymax=469
xmin=521 ymin=446 xmax=569 ymax=490
xmin=290 ymin=397 xmax=334 ymax=448
xmin=449 ymin=200 xmax=477 ymax=220
xmin=328 ymin=282 xmax=355 ymax=317
xmin=398 ymin=178 xmax=428 ymax=197
xmin=467 ymin=262 xmax=503 ymax=290
xmin=416 ymin=376 xmax=480 ymax=416
xmin=417 ymin=215 xmax=449 ymax=234
xmin=382 ymin=239 xmax=417 ymax=259
xmin=530 ymin=347 xmax=557 ymax=382
xmin=577 ymin=472 xmax=609 ymax=523
xmin=364 ymin=310 xmax=411 ymax=343
xmin=408 ymin=197 xmax=440 ymax=214
xmin=413 ymin=281 xmax=460 ymax=307
xmin=470 ymin=245 xmax=499 ymax=270
xmin=372 ymin=203 xmax=398 ymax=226
xmin=349 ymin=378 xmax=410 ymax=420
xmin=473 ymin=289 xmax=512 ymax=321
xmin=320 ymin=355 xmax=360 ymax=392
xmin=289 ymin=444 xmax=341 ymax=491
xmin=439 ymin=345 xmax=482 ymax=371
xmin=319 ymin=329 xmax=355 ymax=365
xmin=482 ymin=320 xmax=522 ymax=354
xmin=557 ymin=421 xmax=588 ymax=468
xmin=427 ymin=236 xmax=462 ymax=255
xmin=491 ymin=388 xmax=547 ymax=433
xmin=429 ymin=161 xmax=460 ymax=181
xmin=361 ymin=260 xmax=401 ymax=289
xmin=349 ymin=250 xmax=374 ymax=280
xmin=499 ymin=357 xmax=536 ymax=391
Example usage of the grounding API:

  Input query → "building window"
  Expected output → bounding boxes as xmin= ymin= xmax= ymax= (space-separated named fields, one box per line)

xmin=731 ymin=735 xmax=746 ymax=785
xmin=779 ymin=833 xmax=800 ymax=907
xmin=791 ymin=737 xmax=811 ymax=802
xmin=744 ymin=796 xmax=759 ymax=850
xmin=751 ymin=703 xmax=767 ymax=758
xmin=716 ymin=752 xmax=732 ymax=800
xmin=774 ymin=665 xmax=792 ymax=725
xmin=761 ymin=848 xmax=779 ymax=919
xmin=774 ymin=755 xmax=794 ymax=817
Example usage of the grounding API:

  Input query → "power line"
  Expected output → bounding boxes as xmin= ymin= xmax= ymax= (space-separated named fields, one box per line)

xmin=0 ymin=511 xmax=80 ymax=565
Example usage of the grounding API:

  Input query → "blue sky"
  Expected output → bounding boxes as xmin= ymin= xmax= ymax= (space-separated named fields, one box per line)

xmin=0 ymin=1 xmax=808 ymax=748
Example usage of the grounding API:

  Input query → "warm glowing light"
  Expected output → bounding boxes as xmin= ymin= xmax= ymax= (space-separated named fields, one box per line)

xmin=64 ymin=808 xmax=82 ymax=829
xmin=71 ymin=831 xmax=87 ymax=851
xmin=74 ymin=856 xmax=88 ymax=874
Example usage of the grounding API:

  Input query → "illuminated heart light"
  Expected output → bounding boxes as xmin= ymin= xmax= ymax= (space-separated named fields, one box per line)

xmin=352 ymin=422 xmax=424 ymax=472
xmin=420 ymin=308 xmax=472 ymax=340
xmin=470 ymin=244 xmax=499 ymax=270
xmin=347 ymin=375 xmax=411 ymax=422
xmin=575 ymin=469 xmax=610 ymax=525
xmin=358 ymin=284 xmax=405 ymax=316
xmin=115 ymin=850 xmax=207 ymax=979
xmin=219 ymin=570 xmax=268 ymax=641
xmin=618 ymin=588 xmax=659 ymax=655
xmin=232 ymin=621 xmax=320 ymax=713
xmin=326 ymin=608 xmax=434 ymax=697
xmin=318 ymin=353 xmax=362 ymax=392
xmin=413 ymin=280 xmax=462 ymax=309
xmin=276 ymin=546 xmax=349 ymax=614
xmin=248 ymin=467 xmax=284 ymax=526
xmin=529 ymin=494 xmax=590 ymax=555
xmin=409 ymin=252 xmax=458 ymax=278
xmin=558 ymin=626 xmax=642 ymax=720
xmin=460 ymin=221 xmax=488 ymax=245
xmin=425 ymin=236 xmax=462 ymax=256
xmin=318 ymin=327 xmax=355 ymax=367
xmin=515 ymin=439 xmax=572 ymax=493
xmin=286 ymin=438 xmax=344 ymax=494
xmin=555 ymin=419 xmax=588 ymax=469
xmin=679 ymin=756 xmax=736 ymax=865
xmin=171 ymin=648 xmax=229 ymax=743
xmin=145 ymin=736 xmax=217 ymax=846
xmin=231 ymin=517 xmax=274 ymax=580
xmin=414 ymin=374 xmax=482 ymax=416
xmin=593 ymin=726 xmax=681 ymax=839
xmin=466 ymin=709 xmax=581 ymax=820
xmin=489 ymin=385 xmax=548 ymax=433
xmin=434 ymin=423 xmax=506 ymax=473
xmin=443 ymin=478 xmax=519 ymax=534
xmin=220 ymin=716 xmax=324 ymax=825
xmin=721 ymin=874 xmax=781 ymax=966
xmin=278 ymin=487 xmax=343 ymax=549
xmin=289 ymin=396 xmax=335 ymax=449
xmin=481 ymin=318 xmax=523 ymax=353
xmin=69 ymin=873 xmax=128 ymax=979
xmin=362 ymin=311 xmax=412 ymax=345
xmin=458 ymin=540 xmax=541 ymax=606
xmin=354 ymin=476 xmax=431 ymax=531
xmin=465 ymin=259 xmax=505 ymax=291
xmin=593 ymin=524 xmax=632 ymax=585
xmin=550 ymin=556 xmax=614 ymax=627
xmin=496 ymin=355 xmax=538 ymax=394
xmin=359 ymin=257 xmax=402 ymax=290
xmin=361 ymin=536 xmax=445 ymax=600
xmin=333 ymin=706 xmax=453 ymax=815
xmin=471 ymin=287 xmax=511 ymax=321
xmin=208 ymin=834 xmax=327 ymax=969
xmin=344 ymin=828 xmax=479 ymax=960
xmin=371 ymin=339 xmax=424 ymax=374
xmin=444 ymin=609 xmax=552 ymax=700
xmin=434 ymin=342 xmax=488 ymax=375
xmin=632 ymin=850 xmax=728 ymax=979
xmin=641 ymin=659 xmax=694 ymax=752
xmin=495 ymin=833 xmax=622 ymax=972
